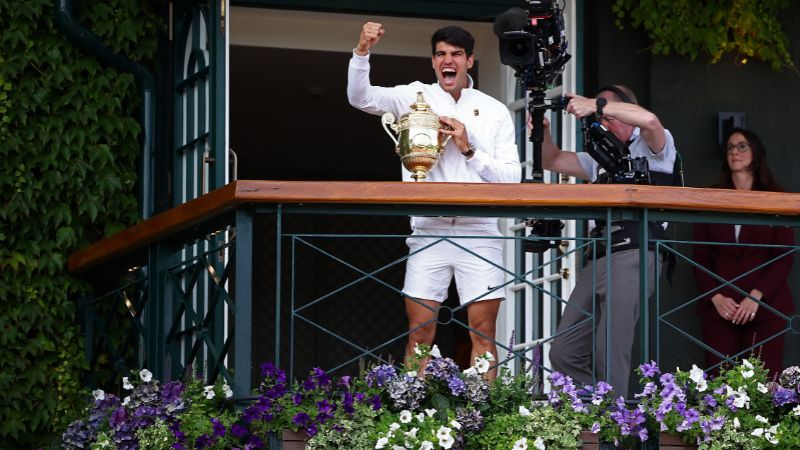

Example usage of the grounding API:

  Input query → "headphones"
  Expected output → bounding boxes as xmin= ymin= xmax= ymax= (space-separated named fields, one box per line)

xmin=595 ymin=85 xmax=635 ymax=104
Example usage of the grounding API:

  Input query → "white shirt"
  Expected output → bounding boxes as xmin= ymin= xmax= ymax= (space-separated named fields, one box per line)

xmin=347 ymin=50 xmax=521 ymax=231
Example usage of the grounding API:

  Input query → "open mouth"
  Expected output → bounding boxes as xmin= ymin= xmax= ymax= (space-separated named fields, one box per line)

xmin=442 ymin=67 xmax=457 ymax=82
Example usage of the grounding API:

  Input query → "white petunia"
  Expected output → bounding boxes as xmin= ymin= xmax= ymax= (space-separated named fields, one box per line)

xmin=757 ymin=383 xmax=768 ymax=394
xmin=418 ymin=441 xmax=434 ymax=450
xmin=732 ymin=389 xmax=750 ymax=409
xmin=755 ymin=415 xmax=769 ymax=424
xmin=203 ymin=385 xmax=215 ymax=399
xmin=689 ymin=365 xmax=705 ymax=383
xmin=139 ymin=368 xmax=153 ymax=383
xmin=438 ymin=435 xmax=454 ymax=449
xmin=436 ymin=426 xmax=452 ymax=440
xmin=404 ymin=427 xmax=418 ymax=439
xmin=696 ymin=379 xmax=708 ymax=392
xmin=416 ymin=413 xmax=426 ymax=423
xmin=533 ymin=436 xmax=546 ymax=450
xmin=733 ymin=417 xmax=741 ymax=429
xmin=482 ymin=351 xmax=495 ymax=362
xmin=122 ymin=377 xmax=133 ymax=390
xmin=742 ymin=369 xmax=754 ymax=379
xmin=92 ymin=389 xmax=105 ymax=401
xmin=430 ymin=345 xmax=442 ymax=358
xmin=512 ymin=437 xmax=528 ymax=450
xmin=122 ymin=396 xmax=130 ymax=406
xmin=742 ymin=359 xmax=754 ymax=369
xmin=425 ymin=408 xmax=437 ymax=417
xmin=375 ymin=437 xmax=389 ymax=449
xmin=793 ymin=405 xmax=800 ymax=416
xmin=392 ymin=446 xmax=407 ymax=450
xmin=463 ymin=367 xmax=477 ymax=376
xmin=406 ymin=371 xmax=417 ymax=378
xmin=766 ymin=434 xmax=779 ymax=445
xmin=518 ymin=405 xmax=531 ymax=416
xmin=450 ymin=420 xmax=461 ymax=430
xmin=222 ymin=383 xmax=233 ymax=398
xmin=751 ymin=428 xmax=764 ymax=437
xmin=414 ymin=344 xmax=423 ymax=355
xmin=399 ymin=410 xmax=412 ymax=423
xmin=389 ymin=423 xmax=401 ymax=432
xmin=475 ymin=358 xmax=490 ymax=374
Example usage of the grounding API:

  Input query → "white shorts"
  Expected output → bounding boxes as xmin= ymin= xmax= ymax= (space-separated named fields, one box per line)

xmin=402 ymin=228 xmax=506 ymax=304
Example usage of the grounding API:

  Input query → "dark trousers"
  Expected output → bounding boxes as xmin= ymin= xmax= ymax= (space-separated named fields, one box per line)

xmin=702 ymin=312 xmax=786 ymax=377
xmin=549 ymin=249 xmax=660 ymax=398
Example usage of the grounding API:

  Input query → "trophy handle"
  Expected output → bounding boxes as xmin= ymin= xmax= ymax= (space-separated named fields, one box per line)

xmin=381 ymin=113 xmax=399 ymax=147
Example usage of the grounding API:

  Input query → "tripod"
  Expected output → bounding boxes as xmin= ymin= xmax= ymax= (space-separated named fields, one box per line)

xmin=525 ymin=89 xmax=567 ymax=182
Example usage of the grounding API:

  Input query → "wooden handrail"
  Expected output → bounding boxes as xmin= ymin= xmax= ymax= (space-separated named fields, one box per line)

xmin=68 ymin=180 xmax=800 ymax=274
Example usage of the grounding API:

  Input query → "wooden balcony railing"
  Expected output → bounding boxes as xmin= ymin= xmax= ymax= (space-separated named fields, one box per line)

xmin=68 ymin=181 xmax=800 ymax=396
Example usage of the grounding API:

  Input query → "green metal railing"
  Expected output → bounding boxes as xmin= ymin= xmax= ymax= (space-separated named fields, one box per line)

xmin=75 ymin=192 xmax=800 ymax=400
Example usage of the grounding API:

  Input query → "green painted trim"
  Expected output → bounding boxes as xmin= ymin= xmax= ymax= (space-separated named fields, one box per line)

xmin=231 ymin=0 xmax=521 ymax=21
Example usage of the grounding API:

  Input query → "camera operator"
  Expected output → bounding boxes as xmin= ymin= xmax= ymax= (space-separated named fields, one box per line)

xmin=538 ymin=85 xmax=679 ymax=398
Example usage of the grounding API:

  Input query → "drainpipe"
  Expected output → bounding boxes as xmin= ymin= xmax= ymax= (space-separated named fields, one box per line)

xmin=55 ymin=0 xmax=156 ymax=219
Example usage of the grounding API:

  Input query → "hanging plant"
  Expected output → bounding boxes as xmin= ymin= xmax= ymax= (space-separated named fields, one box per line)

xmin=612 ymin=0 xmax=796 ymax=71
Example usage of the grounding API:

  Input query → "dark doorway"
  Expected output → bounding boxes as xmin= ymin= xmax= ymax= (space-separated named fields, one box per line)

xmin=230 ymin=45 xmax=438 ymax=181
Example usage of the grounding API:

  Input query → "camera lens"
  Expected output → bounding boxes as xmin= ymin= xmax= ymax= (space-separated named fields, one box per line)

xmin=509 ymin=40 xmax=530 ymax=58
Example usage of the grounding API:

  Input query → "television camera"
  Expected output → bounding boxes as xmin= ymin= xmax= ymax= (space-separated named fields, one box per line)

xmin=494 ymin=0 xmax=571 ymax=181
xmin=583 ymin=97 xmax=651 ymax=185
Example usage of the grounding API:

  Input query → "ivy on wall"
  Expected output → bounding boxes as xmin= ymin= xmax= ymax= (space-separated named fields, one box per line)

xmin=613 ymin=0 xmax=796 ymax=71
xmin=0 ymin=0 xmax=158 ymax=446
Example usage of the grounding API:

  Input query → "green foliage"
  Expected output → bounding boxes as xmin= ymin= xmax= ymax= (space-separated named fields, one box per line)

xmin=306 ymin=403 xmax=381 ymax=450
xmin=468 ymin=406 xmax=582 ymax=450
xmin=613 ymin=0 xmax=796 ymax=70
xmin=0 ymin=0 xmax=158 ymax=446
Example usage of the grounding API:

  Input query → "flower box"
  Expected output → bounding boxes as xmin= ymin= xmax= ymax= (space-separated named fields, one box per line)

xmin=578 ymin=431 xmax=697 ymax=449
xmin=281 ymin=429 xmax=309 ymax=450
xmin=276 ymin=430 xmax=699 ymax=450
xmin=653 ymin=433 xmax=698 ymax=449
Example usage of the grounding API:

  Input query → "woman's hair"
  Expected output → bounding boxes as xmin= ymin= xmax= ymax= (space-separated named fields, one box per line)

xmin=715 ymin=127 xmax=785 ymax=192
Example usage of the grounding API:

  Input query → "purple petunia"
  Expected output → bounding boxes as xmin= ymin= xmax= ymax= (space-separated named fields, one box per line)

xmin=773 ymin=386 xmax=798 ymax=407
xmin=230 ymin=423 xmax=249 ymax=438
xmin=292 ymin=412 xmax=311 ymax=428
xmin=366 ymin=364 xmax=397 ymax=388
xmin=639 ymin=361 xmax=661 ymax=378
xmin=211 ymin=418 xmax=226 ymax=437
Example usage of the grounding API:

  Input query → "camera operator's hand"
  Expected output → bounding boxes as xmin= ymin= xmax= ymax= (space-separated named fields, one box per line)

xmin=438 ymin=116 xmax=471 ymax=157
xmin=526 ymin=115 xmax=550 ymax=133
xmin=565 ymin=94 xmax=596 ymax=119
xmin=356 ymin=22 xmax=385 ymax=56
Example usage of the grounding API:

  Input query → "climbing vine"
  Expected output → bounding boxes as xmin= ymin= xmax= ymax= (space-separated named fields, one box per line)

xmin=0 ymin=0 xmax=158 ymax=447
xmin=613 ymin=0 xmax=796 ymax=70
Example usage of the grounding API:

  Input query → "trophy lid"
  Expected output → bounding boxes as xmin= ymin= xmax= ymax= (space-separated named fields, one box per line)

xmin=409 ymin=92 xmax=432 ymax=113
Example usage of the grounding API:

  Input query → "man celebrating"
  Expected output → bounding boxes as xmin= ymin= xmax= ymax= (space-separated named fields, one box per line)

xmin=347 ymin=22 xmax=521 ymax=378
xmin=540 ymin=85 xmax=679 ymax=396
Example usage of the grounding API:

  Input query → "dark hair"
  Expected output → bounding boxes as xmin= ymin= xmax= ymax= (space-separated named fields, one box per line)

xmin=715 ymin=127 xmax=785 ymax=192
xmin=596 ymin=84 xmax=638 ymax=105
xmin=431 ymin=26 xmax=474 ymax=56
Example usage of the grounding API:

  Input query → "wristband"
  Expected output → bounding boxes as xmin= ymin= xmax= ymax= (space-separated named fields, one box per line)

xmin=595 ymin=97 xmax=607 ymax=118
xmin=463 ymin=143 xmax=476 ymax=158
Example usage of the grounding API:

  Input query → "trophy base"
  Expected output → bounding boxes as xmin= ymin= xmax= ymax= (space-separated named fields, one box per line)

xmin=411 ymin=170 xmax=427 ymax=181
xmin=402 ymin=149 xmax=440 ymax=182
